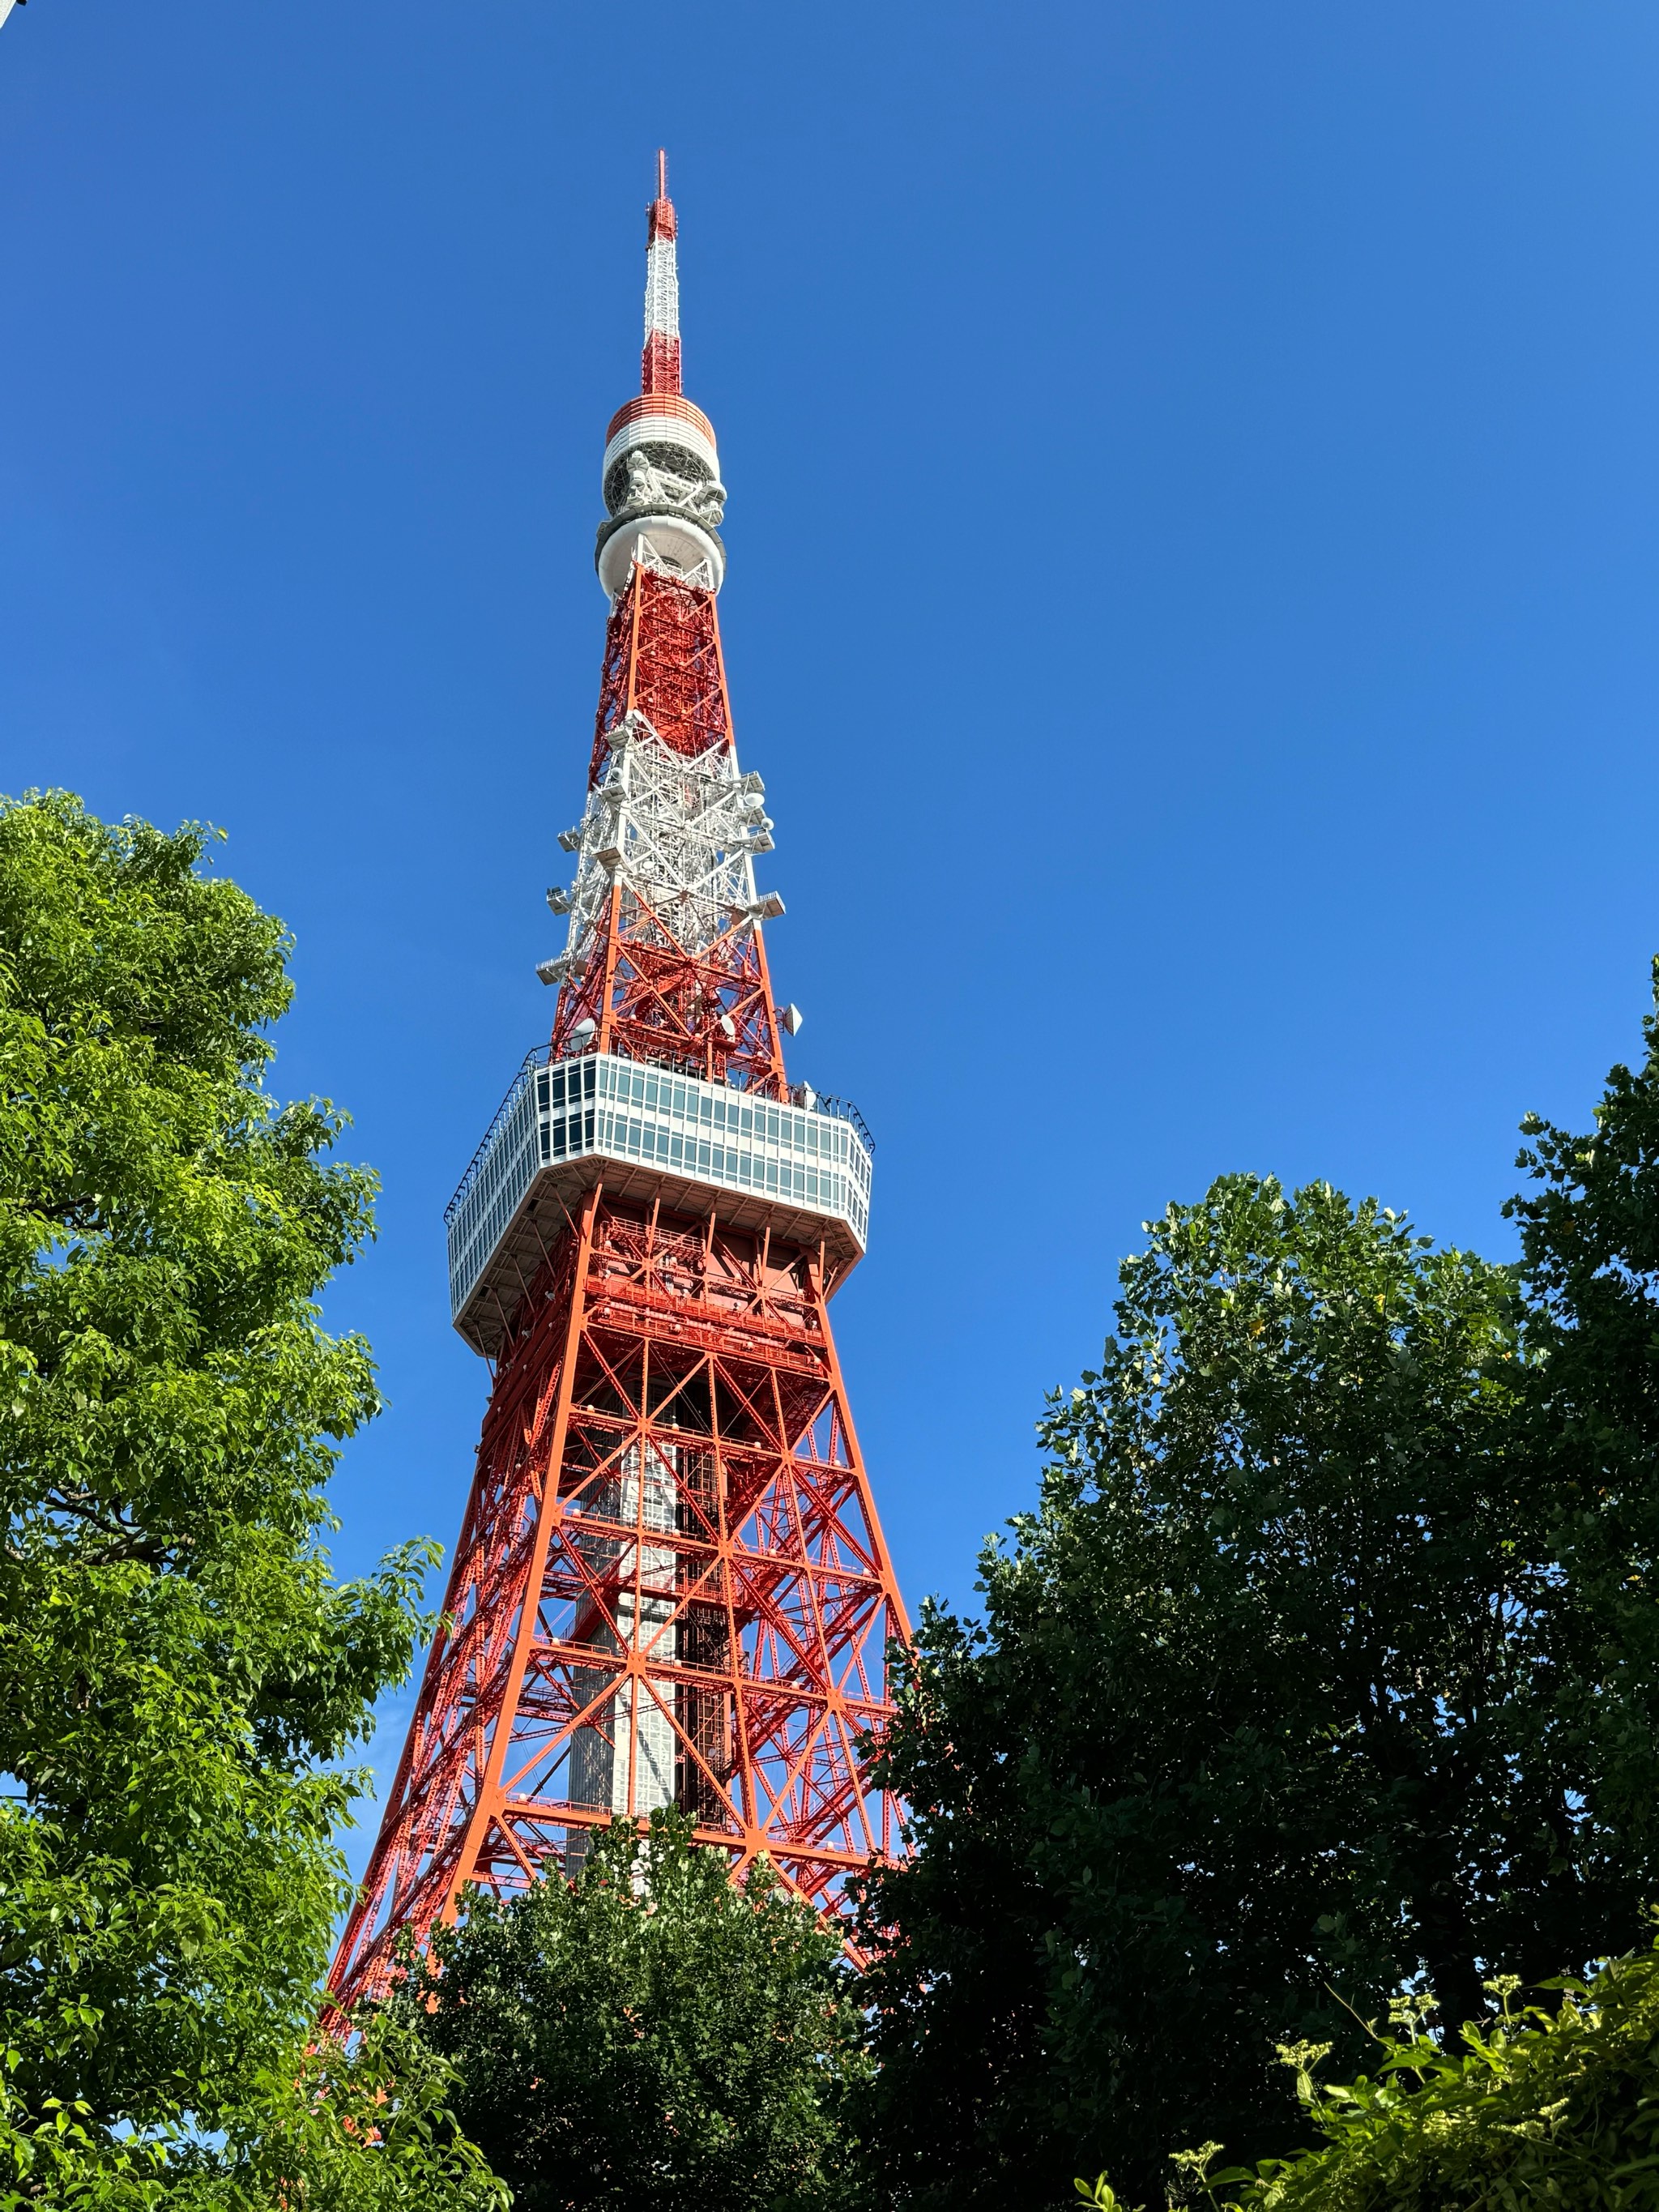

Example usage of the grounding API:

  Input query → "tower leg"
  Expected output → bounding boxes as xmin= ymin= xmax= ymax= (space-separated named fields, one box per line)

xmin=331 ymin=1190 xmax=906 ymax=2009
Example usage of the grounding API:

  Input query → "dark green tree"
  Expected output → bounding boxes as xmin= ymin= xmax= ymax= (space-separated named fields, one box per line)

xmin=399 ymin=1807 xmax=868 ymax=2212
xmin=0 ymin=791 xmax=501 ymax=2205
xmin=858 ymin=966 xmax=1659 ymax=2208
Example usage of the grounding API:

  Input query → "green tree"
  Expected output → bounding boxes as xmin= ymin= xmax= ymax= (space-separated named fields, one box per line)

xmin=399 ymin=1807 xmax=868 ymax=2212
xmin=1078 ymin=1933 xmax=1659 ymax=2210
xmin=0 ymin=791 xmax=501 ymax=2205
xmin=858 ymin=967 xmax=1659 ymax=2208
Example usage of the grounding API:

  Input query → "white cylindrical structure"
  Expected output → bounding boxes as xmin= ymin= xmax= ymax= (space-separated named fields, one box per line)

xmin=597 ymin=515 xmax=724 ymax=598
xmin=602 ymin=395 xmax=720 ymax=492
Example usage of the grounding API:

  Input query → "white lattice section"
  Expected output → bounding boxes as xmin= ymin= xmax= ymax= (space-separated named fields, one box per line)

xmin=539 ymin=710 xmax=773 ymax=983
xmin=645 ymin=235 xmax=680 ymax=342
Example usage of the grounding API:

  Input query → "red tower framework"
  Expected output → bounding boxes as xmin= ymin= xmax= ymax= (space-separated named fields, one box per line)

xmin=330 ymin=160 xmax=908 ymax=2008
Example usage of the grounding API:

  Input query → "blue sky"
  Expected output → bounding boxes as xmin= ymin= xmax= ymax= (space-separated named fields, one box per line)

xmin=6 ymin=3 xmax=1659 ymax=1873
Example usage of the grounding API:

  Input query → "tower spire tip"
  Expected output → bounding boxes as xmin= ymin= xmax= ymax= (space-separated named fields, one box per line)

xmin=642 ymin=148 xmax=681 ymax=395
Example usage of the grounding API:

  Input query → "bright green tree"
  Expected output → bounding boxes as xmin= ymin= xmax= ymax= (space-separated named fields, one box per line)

xmin=1077 ymin=1932 xmax=1659 ymax=2210
xmin=857 ymin=966 xmax=1659 ymax=2209
xmin=398 ymin=1808 xmax=868 ymax=2212
xmin=0 ymin=791 xmax=501 ymax=2206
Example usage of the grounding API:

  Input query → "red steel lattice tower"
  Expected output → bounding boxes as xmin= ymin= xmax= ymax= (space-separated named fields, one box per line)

xmin=330 ymin=157 xmax=909 ymax=2008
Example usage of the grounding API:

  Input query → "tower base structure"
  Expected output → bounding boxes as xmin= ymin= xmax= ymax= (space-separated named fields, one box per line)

xmin=331 ymin=1182 xmax=904 ymax=2009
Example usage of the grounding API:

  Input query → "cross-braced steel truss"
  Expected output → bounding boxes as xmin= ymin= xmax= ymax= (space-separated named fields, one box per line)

xmin=550 ymin=561 xmax=785 ymax=1094
xmin=328 ymin=1192 xmax=908 ymax=2009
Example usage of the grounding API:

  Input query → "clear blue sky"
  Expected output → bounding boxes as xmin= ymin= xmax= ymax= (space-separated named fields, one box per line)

xmin=6 ymin=4 xmax=1658 ymax=1873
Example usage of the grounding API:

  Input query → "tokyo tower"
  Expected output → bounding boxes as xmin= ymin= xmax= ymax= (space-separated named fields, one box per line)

xmin=330 ymin=156 xmax=909 ymax=2007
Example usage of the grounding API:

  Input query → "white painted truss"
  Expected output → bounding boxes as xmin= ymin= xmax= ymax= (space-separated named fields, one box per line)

xmin=537 ymin=707 xmax=773 ymax=985
xmin=645 ymin=233 xmax=680 ymax=344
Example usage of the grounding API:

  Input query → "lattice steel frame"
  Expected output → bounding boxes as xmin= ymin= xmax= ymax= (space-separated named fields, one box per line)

xmin=330 ymin=1189 xmax=906 ymax=2007
xmin=328 ymin=160 xmax=908 ymax=2014
xmin=550 ymin=561 xmax=786 ymax=1093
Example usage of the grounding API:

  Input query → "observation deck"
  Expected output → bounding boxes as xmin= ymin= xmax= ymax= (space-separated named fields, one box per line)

xmin=445 ymin=1048 xmax=874 ymax=1359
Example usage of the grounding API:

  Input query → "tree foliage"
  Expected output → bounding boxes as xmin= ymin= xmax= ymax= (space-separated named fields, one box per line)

xmin=857 ymin=963 xmax=1659 ymax=2209
xmin=1079 ymin=1933 xmax=1659 ymax=2210
xmin=0 ymin=792 xmax=499 ymax=2204
xmin=399 ymin=1808 xmax=868 ymax=2212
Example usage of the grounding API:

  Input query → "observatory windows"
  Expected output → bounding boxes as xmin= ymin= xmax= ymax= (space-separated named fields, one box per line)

xmin=548 ymin=1060 xmax=598 ymax=1108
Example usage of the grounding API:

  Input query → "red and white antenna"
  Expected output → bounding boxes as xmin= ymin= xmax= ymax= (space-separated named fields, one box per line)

xmin=594 ymin=150 xmax=724 ymax=597
xmin=642 ymin=148 xmax=681 ymax=396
